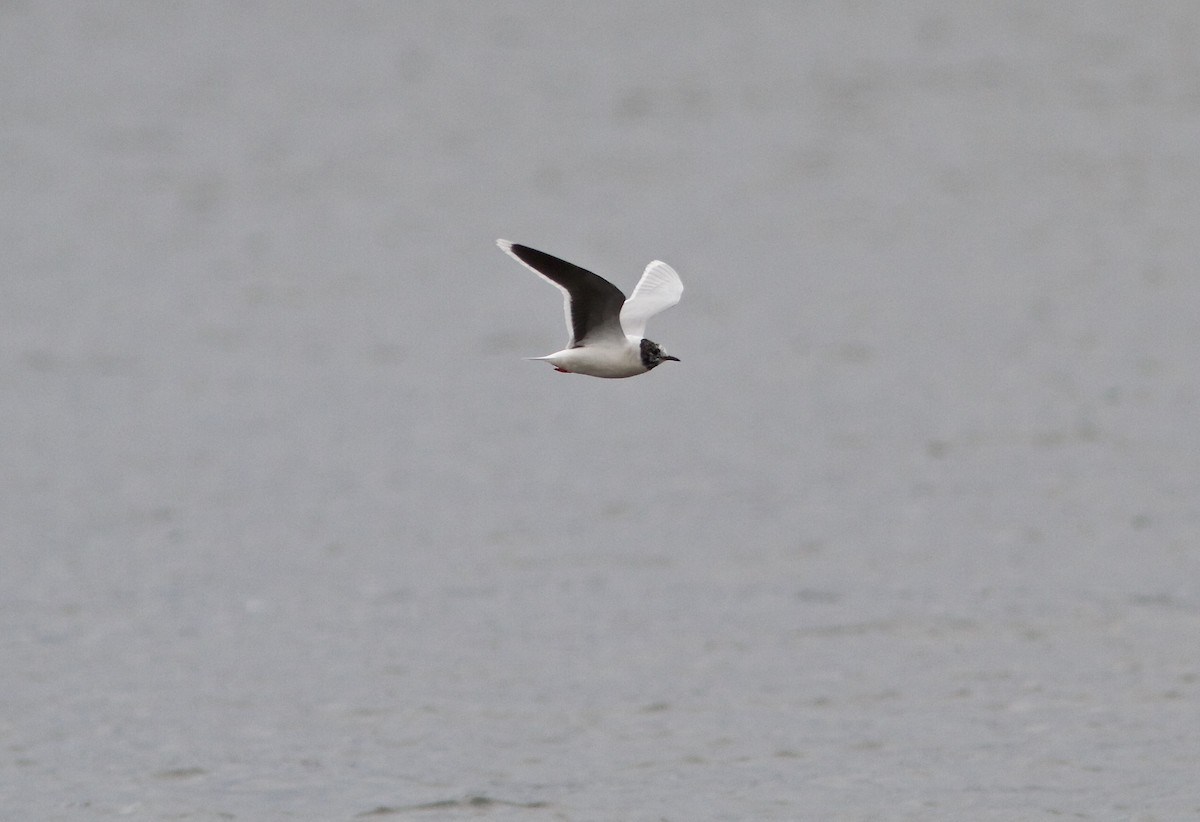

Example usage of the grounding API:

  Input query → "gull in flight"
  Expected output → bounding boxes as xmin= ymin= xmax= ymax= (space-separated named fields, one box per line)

xmin=497 ymin=240 xmax=683 ymax=378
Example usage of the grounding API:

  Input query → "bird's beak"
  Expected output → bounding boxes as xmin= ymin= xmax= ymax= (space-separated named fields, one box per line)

xmin=663 ymin=355 xmax=680 ymax=362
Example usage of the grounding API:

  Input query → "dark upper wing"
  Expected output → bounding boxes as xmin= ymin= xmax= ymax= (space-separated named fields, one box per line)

xmin=500 ymin=242 xmax=627 ymax=347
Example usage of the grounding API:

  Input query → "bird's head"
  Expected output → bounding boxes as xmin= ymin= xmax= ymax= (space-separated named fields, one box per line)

xmin=640 ymin=338 xmax=680 ymax=370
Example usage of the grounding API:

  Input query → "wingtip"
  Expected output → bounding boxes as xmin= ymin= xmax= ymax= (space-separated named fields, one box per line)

xmin=496 ymin=238 xmax=512 ymax=251
xmin=643 ymin=260 xmax=683 ymax=293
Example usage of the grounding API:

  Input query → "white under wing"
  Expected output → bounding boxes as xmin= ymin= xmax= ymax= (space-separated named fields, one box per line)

xmin=619 ymin=260 xmax=683 ymax=339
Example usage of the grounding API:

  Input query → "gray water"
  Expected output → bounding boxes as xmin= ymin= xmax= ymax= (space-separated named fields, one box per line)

xmin=4 ymin=3 xmax=1200 ymax=819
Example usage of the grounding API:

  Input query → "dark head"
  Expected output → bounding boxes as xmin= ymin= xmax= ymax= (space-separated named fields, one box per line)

xmin=639 ymin=338 xmax=680 ymax=370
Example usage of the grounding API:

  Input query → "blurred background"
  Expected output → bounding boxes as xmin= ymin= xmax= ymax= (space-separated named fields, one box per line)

xmin=3 ymin=3 xmax=1199 ymax=819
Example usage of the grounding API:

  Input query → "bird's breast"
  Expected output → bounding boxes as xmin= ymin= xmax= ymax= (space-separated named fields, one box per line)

xmin=543 ymin=343 xmax=646 ymax=378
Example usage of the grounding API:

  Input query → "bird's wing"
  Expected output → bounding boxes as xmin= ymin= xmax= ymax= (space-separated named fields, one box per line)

xmin=497 ymin=240 xmax=627 ymax=347
xmin=618 ymin=260 xmax=683 ymax=340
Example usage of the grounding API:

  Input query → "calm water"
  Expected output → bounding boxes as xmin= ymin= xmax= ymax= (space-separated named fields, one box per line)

xmin=4 ymin=3 xmax=1200 ymax=819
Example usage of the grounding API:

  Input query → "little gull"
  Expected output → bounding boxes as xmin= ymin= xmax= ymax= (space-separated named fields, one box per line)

xmin=497 ymin=240 xmax=683 ymax=379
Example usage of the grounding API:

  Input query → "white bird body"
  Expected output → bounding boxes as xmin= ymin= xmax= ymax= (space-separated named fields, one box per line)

xmin=497 ymin=240 xmax=683 ymax=379
xmin=526 ymin=336 xmax=649 ymax=378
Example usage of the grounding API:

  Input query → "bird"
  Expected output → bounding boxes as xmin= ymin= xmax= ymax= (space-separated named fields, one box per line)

xmin=496 ymin=240 xmax=684 ymax=378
